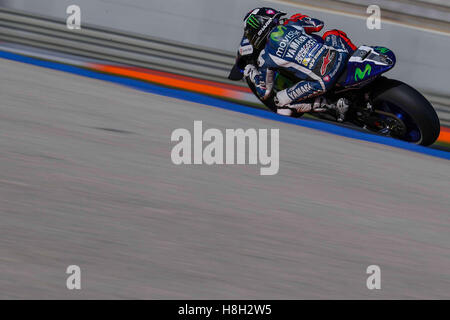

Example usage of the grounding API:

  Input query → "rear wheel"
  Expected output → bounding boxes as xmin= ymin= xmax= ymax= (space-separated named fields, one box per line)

xmin=369 ymin=78 xmax=440 ymax=146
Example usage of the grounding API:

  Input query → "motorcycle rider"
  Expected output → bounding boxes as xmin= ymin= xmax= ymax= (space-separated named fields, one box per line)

xmin=242 ymin=7 xmax=357 ymax=121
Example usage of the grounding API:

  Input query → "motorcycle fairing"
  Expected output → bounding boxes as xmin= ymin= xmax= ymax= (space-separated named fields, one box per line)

xmin=338 ymin=45 xmax=396 ymax=88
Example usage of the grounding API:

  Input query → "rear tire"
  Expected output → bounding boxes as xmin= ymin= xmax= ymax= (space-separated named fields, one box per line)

xmin=369 ymin=77 xmax=440 ymax=146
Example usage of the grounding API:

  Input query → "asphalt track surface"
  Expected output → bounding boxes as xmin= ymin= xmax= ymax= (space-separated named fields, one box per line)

xmin=0 ymin=58 xmax=449 ymax=299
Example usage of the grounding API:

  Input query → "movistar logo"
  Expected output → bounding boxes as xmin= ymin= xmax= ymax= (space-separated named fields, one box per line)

xmin=270 ymin=25 xmax=286 ymax=42
xmin=375 ymin=47 xmax=390 ymax=54
xmin=355 ymin=64 xmax=372 ymax=81
xmin=247 ymin=15 xmax=260 ymax=29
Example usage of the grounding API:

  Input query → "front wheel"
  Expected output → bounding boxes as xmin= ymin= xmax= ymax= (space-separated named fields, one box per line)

xmin=368 ymin=78 xmax=440 ymax=146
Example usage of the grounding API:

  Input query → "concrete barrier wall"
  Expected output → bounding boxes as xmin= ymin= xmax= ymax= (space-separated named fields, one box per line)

xmin=1 ymin=0 xmax=449 ymax=95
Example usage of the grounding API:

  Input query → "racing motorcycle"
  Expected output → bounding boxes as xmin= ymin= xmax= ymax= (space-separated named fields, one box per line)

xmin=228 ymin=36 xmax=441 ymax=146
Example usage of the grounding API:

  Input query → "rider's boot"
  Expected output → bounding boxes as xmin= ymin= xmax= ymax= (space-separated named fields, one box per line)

xmin=276 ymin=107 xmax=293 ymax=116
xmin=275 ymin=97 xmax=327 ymax=116
xmin=275 ymin=96 xmax=349 ymax=122
xmin=289 ymin=97 xmax=328 ymax=113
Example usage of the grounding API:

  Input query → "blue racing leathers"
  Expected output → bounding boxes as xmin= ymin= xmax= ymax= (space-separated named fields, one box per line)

xmin=246 ymin=15 xmax=356 ymax=108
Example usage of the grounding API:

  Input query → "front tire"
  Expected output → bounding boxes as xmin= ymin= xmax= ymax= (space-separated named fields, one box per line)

xmin=369 ymin=78 xmax=440 ymax=146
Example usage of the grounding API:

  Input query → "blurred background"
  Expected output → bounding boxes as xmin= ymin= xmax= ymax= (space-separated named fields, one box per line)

xmin=0 ymin=0 xmax=449 ymax=299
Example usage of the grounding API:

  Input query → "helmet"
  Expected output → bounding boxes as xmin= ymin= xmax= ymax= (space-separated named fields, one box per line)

xmin=244 ymin=7 xmax=286 ymax=51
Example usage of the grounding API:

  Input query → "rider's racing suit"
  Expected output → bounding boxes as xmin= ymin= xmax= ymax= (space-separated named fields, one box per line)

xmin=245 ymin=14 xmax=357 ymax=115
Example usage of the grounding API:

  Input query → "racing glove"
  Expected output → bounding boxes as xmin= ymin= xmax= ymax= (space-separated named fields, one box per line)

xmin=244 ymin=65 xmax=273 ymax=100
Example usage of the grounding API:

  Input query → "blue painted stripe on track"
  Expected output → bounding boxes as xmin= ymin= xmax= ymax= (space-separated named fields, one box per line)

xmin=1 ymin=50 xmax=449 ymax=160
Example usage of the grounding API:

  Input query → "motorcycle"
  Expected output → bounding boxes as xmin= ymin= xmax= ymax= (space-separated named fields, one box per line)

xmin=228 ymin=35 xmax=441 ymax=146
